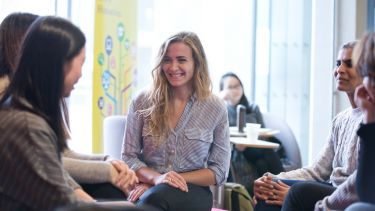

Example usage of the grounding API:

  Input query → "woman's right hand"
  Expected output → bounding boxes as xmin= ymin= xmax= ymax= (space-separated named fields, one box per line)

xmin=253 ymin=176 xmax=275 ymax=201
xmin=153 ymin=171 xmax=188 ymax=192
xmin=109 ymin=160 xmax=138 ymax=194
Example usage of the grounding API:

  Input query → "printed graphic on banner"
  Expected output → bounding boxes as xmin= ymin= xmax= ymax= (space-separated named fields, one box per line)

xmin=93 ymin=0 xmax=137 ymax=152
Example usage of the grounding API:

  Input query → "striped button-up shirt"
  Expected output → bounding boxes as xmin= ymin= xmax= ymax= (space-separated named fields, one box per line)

xmin=122 ymin=91 xmax=231 ymax=185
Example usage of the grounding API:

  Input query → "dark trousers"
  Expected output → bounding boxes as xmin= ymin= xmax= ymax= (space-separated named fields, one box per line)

xmin=136 ymin=183 xmax=212 ymax=211
xmin=282 ymin=181 xmax=335 ymax=211
xmin=81 ymin=183 xmax=126 ymax=201
xmin=57 ymin=204 xmax=156 ymax=211
xmin=254 ymin=180 xmax=335 ymax=211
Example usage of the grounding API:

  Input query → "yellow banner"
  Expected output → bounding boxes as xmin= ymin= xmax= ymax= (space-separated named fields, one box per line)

xmin=93 ymin=0 xmax=137 ymax=153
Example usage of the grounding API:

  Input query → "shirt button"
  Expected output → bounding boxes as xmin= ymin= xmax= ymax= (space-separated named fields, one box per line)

xmin=171 ymin=150 xmax=175 ymax=153
xmin=168 ymin=164 xmax=172 ymax=168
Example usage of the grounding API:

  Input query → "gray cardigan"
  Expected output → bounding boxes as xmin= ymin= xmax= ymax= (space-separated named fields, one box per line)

xmin=62 ymin=149 xmax=113 ymax=184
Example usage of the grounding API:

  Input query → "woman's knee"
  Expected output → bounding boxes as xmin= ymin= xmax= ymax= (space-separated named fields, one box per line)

xmin=138 ymin=184 xmax=170 ymax=205
xmin=346 ymin=202 xmax=375 ymax=211
xmin=288 ymin=182 xmax=312 ymax=196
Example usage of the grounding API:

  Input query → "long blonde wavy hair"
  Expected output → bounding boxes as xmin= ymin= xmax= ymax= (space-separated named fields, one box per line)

xmin=141 ymin=31 xmax=212 ymax=140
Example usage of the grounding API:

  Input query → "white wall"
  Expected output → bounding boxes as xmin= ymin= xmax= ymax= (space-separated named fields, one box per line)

xmin=309 ymin=0 xmax=368 ymax=164
xmin=0 ymin=0 xmax=55 ymax=19
xmin=67 ymin=0 xmax=95 ymax=153
xmin=308 ymin=0 xmax=335 ymax=164
xmin=136 ymin=0 xmax=254 ymax=98
xmin=334 ymin=0 xmax=367 ymax=115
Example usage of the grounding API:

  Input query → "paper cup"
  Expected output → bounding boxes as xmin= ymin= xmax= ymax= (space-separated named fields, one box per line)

xmin=246 ymin=123 xmax=261 ymax=142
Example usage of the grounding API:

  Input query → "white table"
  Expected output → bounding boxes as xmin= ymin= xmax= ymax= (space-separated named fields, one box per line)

xmin=230 ymin=137 xmax=280 ymax=149
xmin=229 ymin=126 xmax=280 ymax=138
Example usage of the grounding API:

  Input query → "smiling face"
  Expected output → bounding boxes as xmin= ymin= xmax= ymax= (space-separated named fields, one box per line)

xmin=162 ymin=42 xmax=195 ymax=91
xmin=63 ymin=46 xmax=86 ymax=97
xmin=334 ymin=47 xmax=363 ymax=93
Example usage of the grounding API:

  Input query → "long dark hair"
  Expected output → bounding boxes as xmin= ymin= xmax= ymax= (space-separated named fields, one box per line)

xmin=0 ymin=16 xmax=86 ymax=152
xmin=219 ymin=72 xmax=251 ymax=110
xmin=0 ymin=12 xmax=38 ymax=77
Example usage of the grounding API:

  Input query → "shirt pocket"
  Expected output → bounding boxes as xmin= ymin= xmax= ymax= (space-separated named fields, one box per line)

xmin=178 ymin=128 xmax=213 ymax=170
xmin=141 ymin=126 xmax=165 ymax=166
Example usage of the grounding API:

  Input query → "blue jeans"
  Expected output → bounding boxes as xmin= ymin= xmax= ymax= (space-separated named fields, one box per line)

xmin=136 ymin=183 xmax=212 ymax=211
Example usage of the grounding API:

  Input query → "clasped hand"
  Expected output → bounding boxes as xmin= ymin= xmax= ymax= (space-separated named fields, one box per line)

xmin=253 ymin=176 xmax=290 ymax=206
xmin=127 ymin=171 xmax=188 ymax=202
xmin=109 ymin=159 xmax=138 ymax=194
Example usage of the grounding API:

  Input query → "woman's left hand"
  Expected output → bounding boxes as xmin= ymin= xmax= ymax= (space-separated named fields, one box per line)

xmin=154 ymin=171 xmax=188 ymax=192
xmin=265 ymin=180 xmax=290 ymax=206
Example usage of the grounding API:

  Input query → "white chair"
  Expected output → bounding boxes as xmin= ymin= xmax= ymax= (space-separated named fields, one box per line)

xmin=103 ymin=115 xmax=127 ymax=159
xmin=102 ymin=115 xmax=225 ymax=209
xmin=262 ymin=113 xmax=302 ymax=171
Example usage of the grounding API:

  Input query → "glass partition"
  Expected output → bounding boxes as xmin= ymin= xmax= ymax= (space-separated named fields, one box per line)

xmin=254 ymin=0 xmax=312 ymax=164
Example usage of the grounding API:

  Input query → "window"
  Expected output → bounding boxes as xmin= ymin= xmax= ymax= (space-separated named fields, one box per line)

xmin=254 ymin=0 xmax=312 ymax=165
xmin=0 ymin=0 xmax=55 ymax=19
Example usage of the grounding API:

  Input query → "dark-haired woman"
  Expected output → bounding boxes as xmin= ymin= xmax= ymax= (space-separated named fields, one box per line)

xmin=0 ymin=12 xmax=38 ymax=98
xmin=0 ymin=12 xmax=138 ymax=202
xmin=219 ymin=72 xmax=284 ymax=193
xmin=0 ymin=16 xmax=135 ymax=210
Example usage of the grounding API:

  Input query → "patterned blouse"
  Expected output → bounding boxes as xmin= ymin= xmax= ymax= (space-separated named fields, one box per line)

xmin=122 ymin=91 xmax=231 ymax=186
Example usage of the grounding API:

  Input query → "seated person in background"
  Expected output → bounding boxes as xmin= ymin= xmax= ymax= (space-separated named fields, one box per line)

xmin=0 ymin=12 xmax=138 ymax=202
xmin=345 ymin=32 xmax=375 ymax=211
xmin=219 ymin=72 xmax=264 ymax=127
xmin=313 ymin=35 xmax=375 ymax=211
xmin=253 ymin=41 xmax=363 ymax=211
xmin=122 ymin=31 xmax=231 ymax=211
xmin=0 ymin=16 xmax=133 ymax=210
xmin=0 ymin=12 xmax=38 ymax=98
xmin=219 ymin=72 xmax=284 ymax=192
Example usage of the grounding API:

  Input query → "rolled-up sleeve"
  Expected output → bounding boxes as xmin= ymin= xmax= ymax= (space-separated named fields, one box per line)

xmin=207 ymin=105 xmax=231 ymax=186
xmin=121 ymin=99 xmax=147 ymax=171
